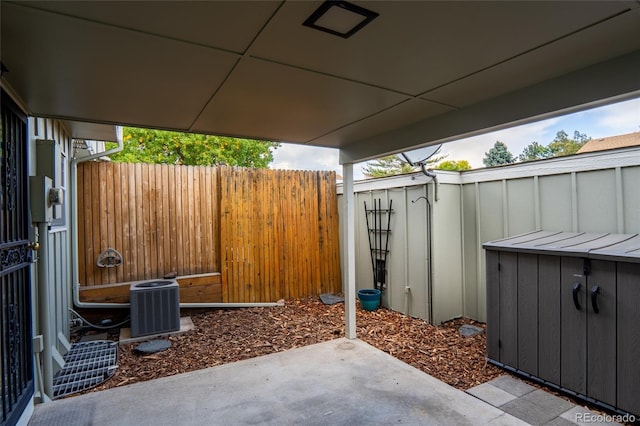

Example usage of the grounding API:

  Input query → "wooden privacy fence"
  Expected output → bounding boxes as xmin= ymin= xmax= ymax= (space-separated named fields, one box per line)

xmin=219 ymin=167 xmax=341 ymax=302
xmin=77 ymin=162 xmax=341 ymax=304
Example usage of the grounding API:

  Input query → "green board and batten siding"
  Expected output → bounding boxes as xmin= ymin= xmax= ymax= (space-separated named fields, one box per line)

xmin=460 ymin=149 xmax=640 ymax=323
xmin=337 ymin=148 xmax=640 ymax=326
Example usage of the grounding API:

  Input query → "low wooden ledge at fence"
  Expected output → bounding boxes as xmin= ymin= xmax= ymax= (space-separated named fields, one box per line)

xmin=78 ymin=273 xmax=222 ymax=304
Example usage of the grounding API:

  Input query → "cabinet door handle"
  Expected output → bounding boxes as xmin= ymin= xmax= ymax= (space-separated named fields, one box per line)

xmin=572 ymin=282 xmax=581 ymax=310
xmin=591 ymin=285 xmax=600 ymax=314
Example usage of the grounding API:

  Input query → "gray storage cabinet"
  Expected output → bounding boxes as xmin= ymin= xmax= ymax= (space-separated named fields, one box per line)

xmin=483 ymin=231 xmax=640 ymax=417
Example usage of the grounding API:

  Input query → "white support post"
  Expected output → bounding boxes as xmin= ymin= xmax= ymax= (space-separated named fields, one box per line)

xmin=342 ymin=163 xmax=357 ymax=339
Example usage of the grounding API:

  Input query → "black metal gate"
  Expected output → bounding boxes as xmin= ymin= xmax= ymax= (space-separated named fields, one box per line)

xmin=1 ymin=91 xmax=33 ymax=426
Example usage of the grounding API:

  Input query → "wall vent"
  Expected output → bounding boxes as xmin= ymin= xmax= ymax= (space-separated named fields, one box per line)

xmin=130 ymin=280 xmax=180 ymax=337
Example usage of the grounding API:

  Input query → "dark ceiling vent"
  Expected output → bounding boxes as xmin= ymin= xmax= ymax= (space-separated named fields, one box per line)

xmin=303 ymin=0 xmax=379 ymax=39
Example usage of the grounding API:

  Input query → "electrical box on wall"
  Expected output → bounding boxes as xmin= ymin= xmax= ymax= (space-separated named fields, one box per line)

xmin=48 ymin=187 xmax=64 ymax=205
xmin=29 ymin=176 xmax=53 ymax=223
xmin=35 ymin=139 xmax=63 ymax=219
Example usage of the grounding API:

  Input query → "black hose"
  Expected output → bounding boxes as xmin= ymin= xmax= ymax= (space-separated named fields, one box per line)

xmin=69 ymin=308 xmax=130 ymax=330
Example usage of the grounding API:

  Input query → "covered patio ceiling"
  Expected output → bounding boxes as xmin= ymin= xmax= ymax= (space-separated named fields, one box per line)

xmin=2 ymin=1 xmax=640 ymax=164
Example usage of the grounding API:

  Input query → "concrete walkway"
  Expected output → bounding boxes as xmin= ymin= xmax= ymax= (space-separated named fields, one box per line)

xmin=30 ymin=338 xmax=527 ymax=426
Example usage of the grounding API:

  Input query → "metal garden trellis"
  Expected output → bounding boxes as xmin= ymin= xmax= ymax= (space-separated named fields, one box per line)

xmin=364 ymin=198 xmax=392 ymax=291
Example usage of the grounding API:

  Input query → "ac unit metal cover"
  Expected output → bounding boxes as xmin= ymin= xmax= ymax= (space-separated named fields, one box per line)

xmin=130 ymin=280 xmax=180 ymax=337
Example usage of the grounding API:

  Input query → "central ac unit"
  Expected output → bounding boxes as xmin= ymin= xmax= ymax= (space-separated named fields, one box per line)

xmin=130 ymin=280 xmax=180 ymax=337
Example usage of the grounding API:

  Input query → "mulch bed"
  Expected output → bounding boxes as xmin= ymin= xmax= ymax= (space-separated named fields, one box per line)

xmin=84 ymin=296 xmax=501 ymax=393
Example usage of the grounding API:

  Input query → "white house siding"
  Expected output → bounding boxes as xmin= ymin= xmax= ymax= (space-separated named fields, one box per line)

xmin=460 ymin=148 xmax=640 ymax=322
xmin=431 ymin=182 xmax=463 ymax=325
xmin=339 ymin=147 xmax=640 ymax=325
xmin=623 ymin=166 xmax=640 ymax=231
xmin=29 ymin=117 xmax=72 ymax=388
xmin=338 ymin=178 xmax=433 ymax=322
xmin=539 ymin=174 xmax=573 ymax=231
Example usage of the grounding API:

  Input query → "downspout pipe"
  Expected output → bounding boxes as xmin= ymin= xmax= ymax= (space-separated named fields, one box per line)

xmin=70 ymin=128 xmax=284 ymax=309
xmin=424 ymin=186 xmax=434 ymax=324
xmin=410 ymin=185 xmax=434 ymax=324
xmin=420 ymin=163 xmax=439 ymax=202
xmin=71 ymin=128 xmax=125 ymax=309
xmin=420 ymin=171 xmax=435 ymax=323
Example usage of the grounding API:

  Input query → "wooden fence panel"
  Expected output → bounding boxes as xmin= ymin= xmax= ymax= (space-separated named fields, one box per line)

xmin=77 ymin=162 xmax=341 ymax=304
xmin=219 ymin=167 xmax=342 ymax=303
xmin=77 ymin=162 xmax=220 ymax=288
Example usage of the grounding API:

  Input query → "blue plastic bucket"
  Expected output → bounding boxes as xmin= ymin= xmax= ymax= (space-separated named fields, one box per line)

xmin=357 ymin=289 xmax=381 ymax=311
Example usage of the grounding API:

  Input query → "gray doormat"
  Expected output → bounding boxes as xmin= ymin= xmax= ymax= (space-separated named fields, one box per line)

xmin=320 ymin=294 xmax=344 ymax=305
xmin=52 ymin=340 xmax=117 ymax=399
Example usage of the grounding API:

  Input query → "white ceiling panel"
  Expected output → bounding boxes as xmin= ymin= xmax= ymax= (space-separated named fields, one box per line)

xmin=2 ymin=2 xmax=239 ymax=130
xmin=2 ymin=0 xmax=639 ymax=161
xmin=21 ymin=1 xmax=281 ymax=54
xmin=309 ymin=98 xmax=455 ymax=148
xmin=250 ymin=1 xmax=632 ymax=97
xmin=191 ymin=57 xmax=409 ymax=143
xmin=424 ymin=10 xmax=640 ymax=107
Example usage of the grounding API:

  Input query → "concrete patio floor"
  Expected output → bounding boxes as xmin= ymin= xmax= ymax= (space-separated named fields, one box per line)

xmin=30 ymin=338 xmax=527 ymax=426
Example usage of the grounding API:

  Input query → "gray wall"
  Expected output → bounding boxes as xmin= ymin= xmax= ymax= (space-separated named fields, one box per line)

xmin=460 ymin=149 xmax=640 ymax=322
xmin=29 ymin=117 xmax=72 ymax=373
xmin=431 ymin=182 xmax=463 ymax=324
xmin=338 ymin=178 xmax=434 ymax=322
xmin=338 ymin=174 xmax=468 ymax=324
xmin=339 ymin=147 xmax=640 ymax=324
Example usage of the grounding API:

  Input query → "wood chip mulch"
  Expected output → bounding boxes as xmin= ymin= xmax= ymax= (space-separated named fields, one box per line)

xmin=84 ymin=297 xmax=502 ymax=394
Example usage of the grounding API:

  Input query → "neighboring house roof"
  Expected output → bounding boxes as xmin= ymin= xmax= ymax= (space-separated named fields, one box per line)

xmin=578 ymin=131 xmax=640 ymax=154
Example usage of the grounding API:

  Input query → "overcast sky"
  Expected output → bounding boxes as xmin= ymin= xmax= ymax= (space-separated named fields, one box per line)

xmin=271 ymin=96 xmax=640 ymax=180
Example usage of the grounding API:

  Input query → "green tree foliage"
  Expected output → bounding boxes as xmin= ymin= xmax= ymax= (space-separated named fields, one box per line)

xmin=518 ymin=141 xmax=552 ymax=162
xmin=517 ymin=130 xmax=591 ymax=162
xmin=435 ymin=160 xmax=472 ymax=171
xmin=361 ymin=155 xmax=415 ymax=178
xmin=107 ymin=127 xmax=279 ymax=168
xmin=362 ymin=153 xmax=446 ymax=178
xmin=483 ymin=141 xmax=515 ymax=167
xmin=547 ymin=130 xmax=591 ymax=157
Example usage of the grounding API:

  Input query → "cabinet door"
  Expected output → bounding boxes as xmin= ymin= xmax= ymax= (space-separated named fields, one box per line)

xmin=485 ymin=249 xmax=519 ymax=366
xmin=517 ymin=253 xmax=538 ymax=376
xmin=617 ymin=262 xmax=640 ymax=416
xmin=538 ymin=255 xmax=560 ymax=384
xmin=486 ymin=250 xmax=500 ymax=362
xmin=586 ymin=260 xmax=616 ymax=406
xmin=499 ymin=252 xmax=518 ymax=367
xmin=561 ymin=256 xmax=587 ymax=395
